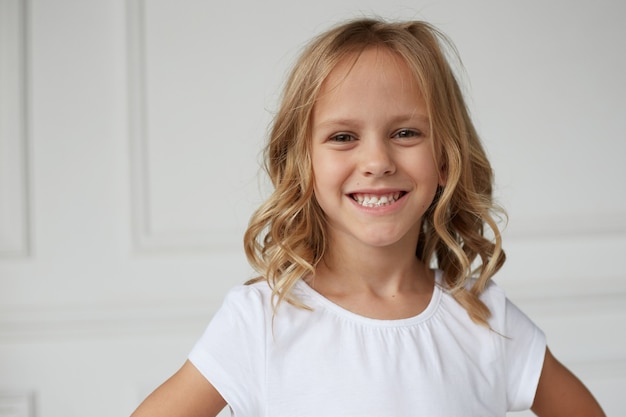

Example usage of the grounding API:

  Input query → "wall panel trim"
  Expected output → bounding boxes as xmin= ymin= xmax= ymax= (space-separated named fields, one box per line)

xmin=126 ymin=0 xmax=240 ymax=253
xmin=504 ymin=212 xmax=626 ymax=241
xmin=0 ymin=0 xmax=30 ymax=258
xmin=1 ymin=288 xmax=623 ymax=338
xmin=127 ymin=0 xmax=151 ymax=251
xmin=125 ymin=0 xmax=625 ymax=251
xmin=0 ymin=301 xmax=214 ymax=341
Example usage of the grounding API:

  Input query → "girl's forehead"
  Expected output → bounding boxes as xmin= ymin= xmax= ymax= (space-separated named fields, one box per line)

xmin=314 ymin=46 xmax=426 ymax=112
xmin=325 ymin=46 xmax=409 ymax=83
xmin=324 ymin=46 xmax=416 ymax=89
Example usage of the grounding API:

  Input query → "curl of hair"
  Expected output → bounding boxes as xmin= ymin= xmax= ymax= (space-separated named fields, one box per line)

xmin=244 ymin=18 xmax=506 ymax=326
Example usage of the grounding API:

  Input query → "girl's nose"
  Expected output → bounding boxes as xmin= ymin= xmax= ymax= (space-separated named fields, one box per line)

xmin=359 ymin=139 xmax=396 ymax=177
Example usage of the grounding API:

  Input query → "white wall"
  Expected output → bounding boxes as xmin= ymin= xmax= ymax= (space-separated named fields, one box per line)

xmin=0 ymin=0 xmax=624 ymax=416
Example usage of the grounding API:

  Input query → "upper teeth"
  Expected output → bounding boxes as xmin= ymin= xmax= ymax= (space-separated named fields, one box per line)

xmin=353 ymin=192 xmax=401 ymax=207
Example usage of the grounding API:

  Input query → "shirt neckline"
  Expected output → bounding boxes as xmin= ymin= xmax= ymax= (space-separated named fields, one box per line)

xmin=294 ymin=269 xmax=443 ymax=328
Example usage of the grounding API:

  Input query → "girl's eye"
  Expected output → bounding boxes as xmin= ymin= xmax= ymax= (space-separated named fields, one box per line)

xmin=392 ymin=129 xmax=422 ymax=139
xmin=329 ymin=133 xmax=356 ymax=142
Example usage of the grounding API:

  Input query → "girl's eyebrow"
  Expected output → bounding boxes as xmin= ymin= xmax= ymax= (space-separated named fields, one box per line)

xmin=314 ymin=113 xmax=430 ymax=128
xmin=314 ymin=118 xmax=364 ymax=129
xmin=397 ymin=113 xmax=430 ymax=125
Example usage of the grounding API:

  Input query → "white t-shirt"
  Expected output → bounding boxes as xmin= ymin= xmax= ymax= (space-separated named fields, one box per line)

xmin=189 ymin=271 xmax=546 ymax=417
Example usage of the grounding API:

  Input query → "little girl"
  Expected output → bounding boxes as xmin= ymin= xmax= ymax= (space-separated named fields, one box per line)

xmin=131 ymin=18 xmax=604 ymax=417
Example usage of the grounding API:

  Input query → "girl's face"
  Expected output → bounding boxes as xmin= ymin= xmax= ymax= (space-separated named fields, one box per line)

xmin=310 ymin=47 xmax=444 ymax=253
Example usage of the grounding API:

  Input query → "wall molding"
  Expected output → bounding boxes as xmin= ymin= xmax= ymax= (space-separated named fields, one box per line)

xmin=126 ymin=0 xmax=241 ymax=253
xmin=125 ymin=0 xmax=624 ymax=251
xmin=0 ymin=0 xmax=30 ymax=258
xmin=0 ymin=293 xmax=624 ymax=385
xmin=0 ymin=391 xmax=35 ymax=417
xmin=512 ymin=288 xmax=626 ymax=316
xmin=502 ymin=212 xmax=626 ymax=241
xmin=0 ymin=285 xmax=624 ymax=340
xmin=0 ymin=301 xmax=214 ymax=341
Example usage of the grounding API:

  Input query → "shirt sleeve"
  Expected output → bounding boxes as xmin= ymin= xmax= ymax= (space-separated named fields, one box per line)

xmin=502 ymin=296 xmax=547 ymax=411
xmin=188 ymin=285 xmax=268 ymax=416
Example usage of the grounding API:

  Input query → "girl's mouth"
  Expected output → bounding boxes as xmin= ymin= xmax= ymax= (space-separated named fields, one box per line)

xmin=350 ymin=192 xmax=405 ymax=208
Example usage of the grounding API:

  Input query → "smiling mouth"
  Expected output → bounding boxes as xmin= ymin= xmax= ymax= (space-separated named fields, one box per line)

xmin=350 ymin=192 xmax=405 ymax=207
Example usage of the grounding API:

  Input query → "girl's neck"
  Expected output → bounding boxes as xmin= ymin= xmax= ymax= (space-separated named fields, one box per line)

xmin=312 ymin=236 xmax=431 ymax=298
xmin=308 ymin=238 xmax=435 ymax=320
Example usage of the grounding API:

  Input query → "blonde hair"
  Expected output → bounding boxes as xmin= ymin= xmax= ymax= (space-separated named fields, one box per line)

xmin=244 ymin=18 xmax=506 ymax=326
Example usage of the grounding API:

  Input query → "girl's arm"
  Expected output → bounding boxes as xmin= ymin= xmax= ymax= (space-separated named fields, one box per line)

xmin=531 ymin=347 xmax=605 ymax=417
xmin=130 ymin=360 xmax=227 ymax=417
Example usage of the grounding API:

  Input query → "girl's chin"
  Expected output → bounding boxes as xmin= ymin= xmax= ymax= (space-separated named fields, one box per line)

xmin=344 ymin=229 xmax=417 ymax=250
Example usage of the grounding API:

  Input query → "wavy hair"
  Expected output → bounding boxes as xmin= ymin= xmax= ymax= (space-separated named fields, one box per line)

xmin=244 ymin=18 xmax=506 ymax=326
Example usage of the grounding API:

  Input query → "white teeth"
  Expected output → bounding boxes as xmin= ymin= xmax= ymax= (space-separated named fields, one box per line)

xmin=352 ymin=192 xmax=402 ymax=207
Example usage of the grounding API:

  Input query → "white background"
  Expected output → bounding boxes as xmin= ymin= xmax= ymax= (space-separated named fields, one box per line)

xmin=0 ymin=0 xmax=625 ymax=416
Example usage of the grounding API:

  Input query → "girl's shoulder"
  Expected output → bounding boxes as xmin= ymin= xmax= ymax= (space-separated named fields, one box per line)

xmin=436 ymin=271 xmax=530 ymax=332
xmin=436 ymin=270 xmax=507 ymax=309
xmin=472 ymin=277 xmax=540 ymax=339
xmin=452 ymin=272 xmax=508 ymax=305
xmin=220 ymin=279 xmax=274 ymax=310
